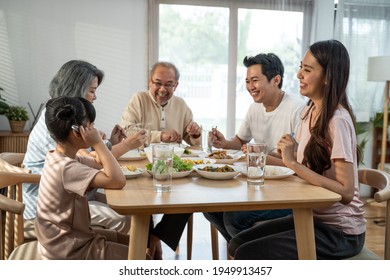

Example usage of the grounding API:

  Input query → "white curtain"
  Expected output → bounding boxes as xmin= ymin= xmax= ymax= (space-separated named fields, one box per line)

xmin=334 ymin=0 xmax=390 ymax=122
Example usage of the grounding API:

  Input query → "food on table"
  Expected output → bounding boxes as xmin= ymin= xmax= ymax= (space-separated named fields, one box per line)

xmin=207 ymin=150 xmax=232 ymax=159
xmin=145 ymin=154 xmax=193 ymax=172
xmin=182 ymin=158 xmax=206 ymax=165
xmin=183 ymin=148 xmax=192 ymax=155
xmin=121 ymin=165 xmax=138 ymax=172
xmin=198 ymin=165 xmax=235 ymax=172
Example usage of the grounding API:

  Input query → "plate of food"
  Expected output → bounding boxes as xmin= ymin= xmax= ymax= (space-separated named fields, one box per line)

xmin=119 ymin=150 xmax=147 ymax=161
xmin=193 ymin=164 xmax=241 ymax=180
xmin=203 ymin=150 xmax=241 ymax=164
xmin=182 ymin=148 xmax=207 ymax=158
xmin=120 ymin=165 xmax=145 ymax=179
xmin=181 ymin=157 xmax=217 ymax=165
xmin=264 ymin=165 xmax=295 ymax=179
xmin=145 ymin=154 xmax=194 ymax=178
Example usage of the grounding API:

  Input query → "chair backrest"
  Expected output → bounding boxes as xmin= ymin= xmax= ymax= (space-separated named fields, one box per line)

xmin=0 ymin=171 xmax=40 ymax=260
xmin=358 ymin=168 xmax=390 ymax=260
xmin=0 ymin=152 xmax=25 ymax=167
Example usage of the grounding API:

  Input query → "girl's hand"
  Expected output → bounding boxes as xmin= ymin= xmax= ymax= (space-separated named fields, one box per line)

xmin=79 ymin=124 xmax=102 ymax=148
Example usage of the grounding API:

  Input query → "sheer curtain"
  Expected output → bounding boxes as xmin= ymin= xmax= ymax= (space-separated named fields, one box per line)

xmin=334 ymin=0 xmax=390 ymax=122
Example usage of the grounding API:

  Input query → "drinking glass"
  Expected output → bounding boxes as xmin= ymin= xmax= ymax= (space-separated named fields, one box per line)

xmin=152 ymin=144 xmax=173 ymax=192
xmin=246 ymin=143 xmax=267 ymax=189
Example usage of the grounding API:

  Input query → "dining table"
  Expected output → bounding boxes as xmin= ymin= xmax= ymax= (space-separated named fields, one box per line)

xmin=105 ymin=151 xmax=341 ymax=260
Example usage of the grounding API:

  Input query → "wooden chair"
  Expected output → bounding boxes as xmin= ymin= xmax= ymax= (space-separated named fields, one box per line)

xmin=0 ymin=171 xmax=41 ymax=259
xmin=182 ymin=214 xmax=220 ymax=260
xmin=0 ymin=152 xmax=26 ymax=167
xmin=346 ymin=168 xmax=390 ymax=260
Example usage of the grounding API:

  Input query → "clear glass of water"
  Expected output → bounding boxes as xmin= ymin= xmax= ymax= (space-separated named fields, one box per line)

xmin=152 ymin=144 xmax=173 ymax=192
xmin=246 ymin=143 xmax=267 ymax=189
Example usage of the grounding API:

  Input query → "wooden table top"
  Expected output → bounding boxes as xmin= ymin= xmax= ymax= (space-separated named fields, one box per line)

xmin=106 ymin=158 xmax=341 ymax=215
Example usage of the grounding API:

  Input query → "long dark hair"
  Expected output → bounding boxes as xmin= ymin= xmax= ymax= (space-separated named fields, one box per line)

xmin=302 ymin=39 xmax=361 ymax=174
xmin=45 ymin=96 xmax=96 ymax=143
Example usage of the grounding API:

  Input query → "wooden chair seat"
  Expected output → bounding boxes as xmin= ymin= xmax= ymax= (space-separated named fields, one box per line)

xmin=344 ymin=168 xmax=390 ymax=260
xmin=8 ymin=240 xmax=41 ymax=260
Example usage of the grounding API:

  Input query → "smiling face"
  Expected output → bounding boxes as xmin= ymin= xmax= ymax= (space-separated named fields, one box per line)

xmin=149 ymin=65 xmax=178 ymax=106
xmin=297 ymin=50 xmax=326 ymax=101
xmin=245 ymin=64 xmax=281 ymax=104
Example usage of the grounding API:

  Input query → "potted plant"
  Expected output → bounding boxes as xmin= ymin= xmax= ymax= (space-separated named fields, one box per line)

xmin=4 ymin=105 xmax=30 ymax=133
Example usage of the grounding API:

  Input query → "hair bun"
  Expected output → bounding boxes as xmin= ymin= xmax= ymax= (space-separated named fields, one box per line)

xmin=55 ymin=104 xmax=75 ymax=120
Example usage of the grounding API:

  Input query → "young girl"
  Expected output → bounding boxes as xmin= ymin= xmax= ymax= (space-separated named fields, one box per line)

xmin=35 ymin=96 xmax=128 ymax=259
xmin=229 ymin=40 xmax=366 ymax=260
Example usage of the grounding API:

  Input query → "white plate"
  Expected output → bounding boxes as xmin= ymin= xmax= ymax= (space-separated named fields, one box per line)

xmin=264 ymin=165 xmax=295 ymax=179
xmin=203 ymin=153 xmax=241 ymax=164
xmin=193 ymin=164 xmax=241 ymax=180
xmin=146 ymin=169 xmax=193 ymax=179
xmin=119 ymin=150 xmax=147 ymax=161
xmin=113 ymin=166 xmax=145 ymax=178
xmin=182 ymin=149 xmax=207 ymax=158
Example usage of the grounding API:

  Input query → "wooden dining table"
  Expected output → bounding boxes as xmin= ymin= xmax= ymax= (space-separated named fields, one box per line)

xmin=105 ymin=155 xmax=341 ymax=260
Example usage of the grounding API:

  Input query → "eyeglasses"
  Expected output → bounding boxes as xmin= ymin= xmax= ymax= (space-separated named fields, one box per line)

xmin=151 ymin=79 xmax=176 ymax=90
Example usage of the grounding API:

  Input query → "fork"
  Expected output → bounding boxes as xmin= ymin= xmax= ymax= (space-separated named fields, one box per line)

xmin=268 ymin=132 xmax=295 ymax=155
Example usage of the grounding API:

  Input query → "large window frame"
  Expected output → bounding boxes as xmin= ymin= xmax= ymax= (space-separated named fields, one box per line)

xmin=149 ymin=0 xmax=313 ymax=137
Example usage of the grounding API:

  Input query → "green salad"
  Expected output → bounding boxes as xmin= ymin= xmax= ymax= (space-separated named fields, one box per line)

xmin=146 ymin=154 xmax=193 ymax=172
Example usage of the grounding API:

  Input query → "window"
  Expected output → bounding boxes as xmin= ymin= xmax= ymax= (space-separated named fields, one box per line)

xmin=150 ymin=0 xmax=313 ymax=137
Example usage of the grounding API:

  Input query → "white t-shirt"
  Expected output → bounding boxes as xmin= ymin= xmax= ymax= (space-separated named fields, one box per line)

xmin=237 ymin=93 xmax=306 ymax=150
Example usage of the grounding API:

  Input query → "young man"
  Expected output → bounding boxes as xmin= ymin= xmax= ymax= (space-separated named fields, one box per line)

xmin=204 ymin=53 xmax=307 ymax=241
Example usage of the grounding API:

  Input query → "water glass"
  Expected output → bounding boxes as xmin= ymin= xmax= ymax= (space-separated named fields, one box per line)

xmin=152 ymin=144 xmax=173 ymax=192
xmin=246 ymin=143 xmax=267 ymax=189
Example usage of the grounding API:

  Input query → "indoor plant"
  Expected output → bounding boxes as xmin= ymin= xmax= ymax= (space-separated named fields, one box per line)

xmin=4 ymin=105 xmax=30 ymax=133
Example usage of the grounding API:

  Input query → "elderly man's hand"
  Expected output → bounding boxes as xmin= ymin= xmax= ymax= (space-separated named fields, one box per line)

xmin=186 ymin=121 xmax=201 ymax=138
xmin=161 ymin=129 xmax=182 ymax=143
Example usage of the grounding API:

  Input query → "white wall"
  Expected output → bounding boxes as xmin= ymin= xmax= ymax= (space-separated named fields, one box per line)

xmin=0 ymin=0 xmax=148 ymax=135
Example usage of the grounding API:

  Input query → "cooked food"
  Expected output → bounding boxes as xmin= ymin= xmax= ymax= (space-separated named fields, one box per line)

xmin=122 ymin=165 xmax=138 ymax=172
xmin=182 ymin=158 xmax=204 ymax=165
xmin=207 ymin=150 xmax=232 ymax=159
xmin=199 ymin=165 xmax=235 ymax=172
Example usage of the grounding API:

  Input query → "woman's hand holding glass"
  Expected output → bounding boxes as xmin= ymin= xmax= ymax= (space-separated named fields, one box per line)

xmin=109 ymin=124 xmax=127 ymax=145
xmin=123 ymin=129 xmax=147 ymax=150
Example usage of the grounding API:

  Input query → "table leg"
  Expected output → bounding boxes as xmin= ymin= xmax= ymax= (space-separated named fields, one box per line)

xmin=128 ymin=214 xmax=150 ymax=260
xmin=293 ymin=208 xmax=316 ymax=260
